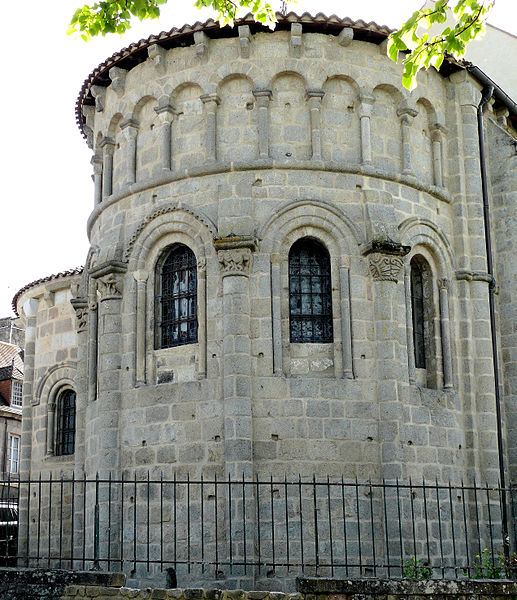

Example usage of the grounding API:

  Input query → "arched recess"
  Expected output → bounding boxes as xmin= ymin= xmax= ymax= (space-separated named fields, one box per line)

xmin=413 ymin=98 xmax=436 ymax=186
xmin=321 ymin=76 xmax=361 ymax=164
xmin=399 ymin=218 xmax=455 ymax=390
xmin=260 ymin=199 xmax=362 ymax=379
xmin=171 ymin=83 xmax=204 ymax=171
xmin=126 ymin=203 xmax=218 ymax=385
xmin=132 ymin=95 xmax=159 ymax=182
xmin=216 ymin=75 xmax=258 ymax=162
xmin=371 ymin=84 xmax=404 ymax=174
xmin=269 ymin=72 xmax=310 ymax=161
xmin=34 ymin=363 xmax=77 ymax=457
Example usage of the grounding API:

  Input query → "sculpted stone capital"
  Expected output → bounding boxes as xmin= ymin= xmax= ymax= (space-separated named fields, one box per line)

xmin=438 ymin=278 xmax=450 ymax=291
xmin=133 ymin=270 xmax=149 ymax=284
xmin=218 ymin=248 xmax=252 ymax=277
xmin=197 ymin=258 xmax=207 ymax=273
xmin=71 ymin=298 xmax=88 ymax=333
xmin=368 ymin=253 xmax=405 ymax=282
xmin=98 ymin=273 xmax=123 ymax=300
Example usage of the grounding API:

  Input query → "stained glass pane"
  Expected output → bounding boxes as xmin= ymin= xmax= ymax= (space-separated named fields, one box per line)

xmin=158 ymin=244 xmax=198 ymax=348
xmin=289 ymin=239 xmax=333 ymax=343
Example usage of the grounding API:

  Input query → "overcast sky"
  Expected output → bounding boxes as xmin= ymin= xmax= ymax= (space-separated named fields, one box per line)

xmin=1 ymin=0 xmax=516 ymax=317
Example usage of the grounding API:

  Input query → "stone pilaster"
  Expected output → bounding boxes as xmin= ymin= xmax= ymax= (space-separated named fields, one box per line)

xmin=431 ymin=123 xmax=447 ymax=187
xmin=307 ymin=89 xmax=324 ymax=160
xmin=17 ymin=298 xmax=38 ymax=561
xmin=216 ymin=235 xmax=256 ymax=588
xmin=91 ymin=154 xmax=103 ymax=206
xmin=120 ymin=118 xmax=139 ymax=186
xmin=397 ymin=105 xmax=417 ymax=176
xmin=201 ymin=94 xmax=220 ymax=162
xmin=438 ymin=278 xmax=453 ymax=389
xmin=358 ymin=92 xmax=375 ymax=165
xmin=133 ymin=270 xmax=148 ymax=385
xmin=253 ymin=89 xmax=272 ymax=159
xmin=155 ymin=100 xmax=175 ymax=172
xmin=365 ymin=241 xmax=410 ymax=481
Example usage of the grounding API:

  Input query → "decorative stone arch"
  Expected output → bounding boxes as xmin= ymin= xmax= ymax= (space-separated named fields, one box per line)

xmin=34 ymin=363 xmax=77 ymax=457
xmin=169 ymin=73 xmax=210 ymax=101
xmin=212 ymin=68 xmax=259 ymax=90
xmin=398 ymin=218 xmax=454 ymax=390
xmin=260 ymin=199 xmax=361 ymax=379
xmin=126 ymin=203 xmax=218 ymax=385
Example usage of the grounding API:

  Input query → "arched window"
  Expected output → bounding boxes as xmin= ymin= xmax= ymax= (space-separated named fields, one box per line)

xmin=410 ymin=258 xmax=426 ymax=369
xmin=289 ymin=238 xmax=333 ymax=343
xmin=55 ymin=389 xmax=76 ymax=456
xmin=156 ymin=244 xmax=198 ymax=349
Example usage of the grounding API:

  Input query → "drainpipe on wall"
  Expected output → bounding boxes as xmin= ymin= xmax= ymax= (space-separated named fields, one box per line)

xmin=476 ymin=84 xmax=509 ymax=559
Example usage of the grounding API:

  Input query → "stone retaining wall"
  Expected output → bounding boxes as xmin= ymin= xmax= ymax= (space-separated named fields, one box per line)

xmin=3 ymin=570 xmax=517 ymax=600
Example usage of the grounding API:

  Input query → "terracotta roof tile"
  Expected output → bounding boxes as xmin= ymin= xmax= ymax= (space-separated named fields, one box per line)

xmin=0 ymin=342 xmax=24 ymax=374
xmin=12 ymin=267 xmax=83 ymax=316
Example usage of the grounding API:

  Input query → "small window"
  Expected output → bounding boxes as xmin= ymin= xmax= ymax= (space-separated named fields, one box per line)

xmin=156 ymin=244 xmax=198 ymax=349
xmin=410 ymin=259 xmax=426 ymax=369
xmin=56 ymin=389 xmax=76 ymax=456
xmin=8 ymin=435 xmax=20 ymax=474
xmin=289 ymin=238 xmax=333 ymax=343
xmin=11 ymin=381 xmax=22 ymax=408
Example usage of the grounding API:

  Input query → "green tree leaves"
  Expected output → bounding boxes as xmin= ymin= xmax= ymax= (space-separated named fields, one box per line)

xmin=68 ymin=0 xmax=276 ymax=40
xmin=387 ymin=0 xmax=495 ymax=90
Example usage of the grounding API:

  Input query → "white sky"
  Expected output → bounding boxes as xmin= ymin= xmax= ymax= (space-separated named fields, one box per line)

xmin=1 ymin=0 xmax=516 ymax=317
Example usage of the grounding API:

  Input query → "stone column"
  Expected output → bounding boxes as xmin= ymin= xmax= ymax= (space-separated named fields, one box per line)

xmin=46 ymin=402 xmax=56 ymax=455
xmin=431 ymin=124 xmax=446 ymax=187
xmin=197 ymin=258 xmax=207 ymax=379
xmin=270 ymin=253 xmax=283 ymax=375
xmin=91 ymin=154 xmax=103 ymax=206
xmin=438 ymin=278 xmax=453 ymax=389
xmin=404 ymin=266 xmax=416 ymax=385
xmin=133 ymin=270 xmax=148 ymax=385
xmin=201 ymin=93 xmax=220 ymax=162
xmin=87 ymin=281 xmax=99 ymax=403
xmin=339 ymin=265 xmax=354 ymax=378
xmin=366 ymin=243 xmax=410 ymax=481
xmin=216 ymin=237 xmax=256 ymax=588
xmin=253 ymin=89 xmax=272 ymax=159
xmin=358 ymin=92 xmax=375 ymax=166
xmin=307 ymin=89 xmax=324 ymax=160
xmin=120 ymin=118 xmax=139 ymax=186
xmin=155 ymin=101 xmax=175 ymax=172
xmin=100 ymin=137 xmax=115 ymax=198
xmin=397 ymin=106 xmax=417 ymax=176
xmin=86 ymin=263 xmax=126 ymax=566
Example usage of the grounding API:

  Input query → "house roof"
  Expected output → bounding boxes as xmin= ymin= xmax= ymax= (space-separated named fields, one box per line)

xmin=0 ymin=342 xmax=23 ymax=376
xmin=12 ymin=267 xmax=84 ymax=316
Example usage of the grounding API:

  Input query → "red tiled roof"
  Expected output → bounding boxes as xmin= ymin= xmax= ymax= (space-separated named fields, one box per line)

xmin=0 ymin=342 xmax=24 ymax=374
xmin=12 ymin=267 xmax=84 ymax=316
xmin=75 ymin=12 xmax=394 ymax=139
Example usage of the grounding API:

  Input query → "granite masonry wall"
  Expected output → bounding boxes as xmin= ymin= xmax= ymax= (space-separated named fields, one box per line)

xmin=14 ymin=15 xmax=517 ymax=592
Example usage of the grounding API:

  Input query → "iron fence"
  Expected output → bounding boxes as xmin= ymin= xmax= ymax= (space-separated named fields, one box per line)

xmin=2 ymin=474 xmax=517 ymax=582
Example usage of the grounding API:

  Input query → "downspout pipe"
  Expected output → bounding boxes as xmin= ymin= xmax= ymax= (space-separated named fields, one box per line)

xmin=476 ymin=84 xmax=509 ymax=557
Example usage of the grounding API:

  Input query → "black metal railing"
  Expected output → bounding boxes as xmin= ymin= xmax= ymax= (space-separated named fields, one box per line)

xmin=3 ymin=474 xmax=517 ymax=582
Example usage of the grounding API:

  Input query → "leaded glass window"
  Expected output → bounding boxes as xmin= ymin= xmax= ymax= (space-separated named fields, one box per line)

xmin=411 ymin=259 xmax=426 ymax=369
xmin=56 ymin=389 xmax=76 ymax=456
xmin=157 ymin=244 xmax=198 ymax=349
xmin=289 ymin=238 xmax=333 ymax=343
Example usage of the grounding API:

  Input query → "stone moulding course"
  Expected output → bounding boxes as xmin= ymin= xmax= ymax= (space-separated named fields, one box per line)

xmin=86 ymin=161 xmax=452 ymax=239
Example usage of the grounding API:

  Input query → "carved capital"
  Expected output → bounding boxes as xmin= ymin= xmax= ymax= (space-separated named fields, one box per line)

xmin=197 ymin=258 xmax=207 ymax=273
xmin=218 ymin=248 xmax=252 ymax=277
xmin=438 ymin=278 xmax=450 ymax=291
xmin=368 ymin=253 xmax=405 ymax=282
xmin=71 ymin=298 xmax=88 ymax=333
xmin=98 ymin=273 xmax=123 ymax=300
